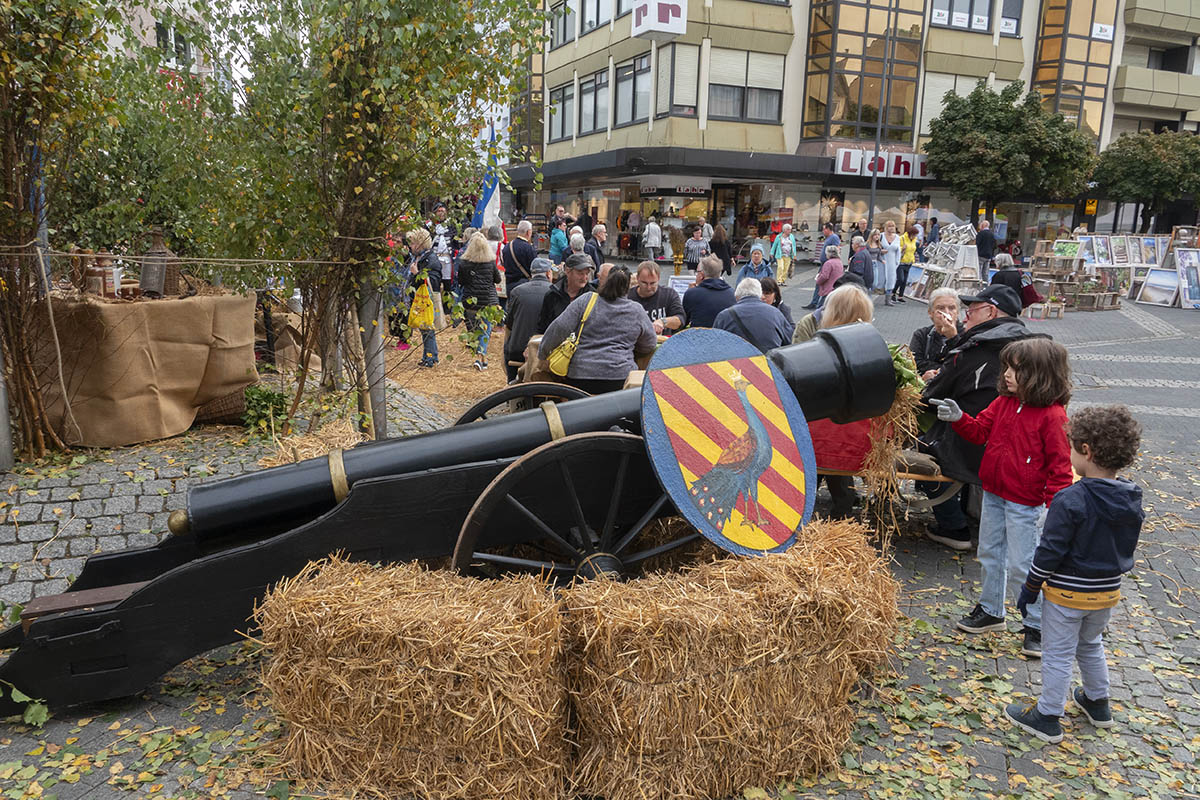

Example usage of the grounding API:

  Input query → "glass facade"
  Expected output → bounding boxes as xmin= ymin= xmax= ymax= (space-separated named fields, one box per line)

xmin=1031 ymin=0 xmax=1117 ymax=144
xmin=803 ymin=0 xmax=926 ymax=143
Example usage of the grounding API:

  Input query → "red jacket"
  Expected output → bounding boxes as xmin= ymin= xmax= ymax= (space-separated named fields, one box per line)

xmin=951 ymin=396 xmax=1072 ymax=507
xmin=809 ymin=418 xmax=872 ymax=473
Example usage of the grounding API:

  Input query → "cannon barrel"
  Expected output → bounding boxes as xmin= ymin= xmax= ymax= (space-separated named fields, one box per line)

xmin=176 ymin=323 xmax=895 ymax=544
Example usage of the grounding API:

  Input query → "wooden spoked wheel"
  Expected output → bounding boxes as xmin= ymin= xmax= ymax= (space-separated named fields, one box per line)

xmin=451 ymin=433 xmax=698 ymax=580
xmin=453 ymin=382 xmax=590 ymax=426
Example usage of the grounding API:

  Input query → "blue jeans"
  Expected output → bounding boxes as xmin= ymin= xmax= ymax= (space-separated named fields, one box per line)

xmin=474 ymin=318 xmax=493 ymax=358
xmin=978 ymin=491 xmax=1046 ymax=630
xmin=807 ymin=284 xmax=820 ymax=306
xmin=420 ymin=328 xmax=438 ymax=364
xmin=1038 ymin=600 xmax=1112 ymax=717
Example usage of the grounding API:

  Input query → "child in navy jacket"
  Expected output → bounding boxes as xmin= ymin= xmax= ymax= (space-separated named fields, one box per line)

xmin=1004 ymin=405 xmax=1144 ymax=744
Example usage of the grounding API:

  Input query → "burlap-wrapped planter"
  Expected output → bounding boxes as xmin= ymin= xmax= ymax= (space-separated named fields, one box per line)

xmin=255 ymin=559 xmax=567 ymax=800
xmin=560 ymin=519 xmax=898 ymax=800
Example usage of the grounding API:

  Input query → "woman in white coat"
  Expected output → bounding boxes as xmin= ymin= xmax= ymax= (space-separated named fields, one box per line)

xmin=878 ymin=220 xmax=902 ymax=306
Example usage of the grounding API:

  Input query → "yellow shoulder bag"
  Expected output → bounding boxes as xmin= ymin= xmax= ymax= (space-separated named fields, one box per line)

xmin=548 ymin=292 xmax=599 ymax=377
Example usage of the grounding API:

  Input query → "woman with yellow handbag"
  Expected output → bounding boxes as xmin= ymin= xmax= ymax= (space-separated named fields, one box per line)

xmin=404 ymin=228 xmax=444 ymax=367
xmin=537 ymin=266 xmax=657 ymax=394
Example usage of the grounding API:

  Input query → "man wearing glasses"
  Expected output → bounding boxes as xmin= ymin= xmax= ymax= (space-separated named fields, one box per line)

xmin=918 ymin=285 xmax=1038 ymax=552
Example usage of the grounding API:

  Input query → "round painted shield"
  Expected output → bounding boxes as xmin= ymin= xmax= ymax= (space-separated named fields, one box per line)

xmin=641 ymin=328 xmax=818 ymax=556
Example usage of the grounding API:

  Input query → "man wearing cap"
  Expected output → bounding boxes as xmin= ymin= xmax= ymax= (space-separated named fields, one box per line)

xmin=919 ymin=284 xmax=1039 ymax=551
xmin=537 ymin=253 xmax=595 ymax=335
xmin=503 ymin=257 xmax=555 ymax=381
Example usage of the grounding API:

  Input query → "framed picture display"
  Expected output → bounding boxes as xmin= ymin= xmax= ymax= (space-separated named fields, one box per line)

xmin=1140 ymin=236 xmax=1158 ymax=265
xmin=904 ymin=264 xmax=925 ymax=298
xmin=1052 ymin=239 xmax=1082 ymax=259
xmin=1128 ymin=266 xmax=1149 ymax=299
xmin=1077 ymin=236 xmax=1096 ymax=265
xmin=1156 ymin=236 xmax=1170 ymax=264
xmin=1092 ymin=235 xmax=1111 ymax=265
xmin=1110 ymin=235 xmax=1130 ymax=265
xmin=1175 ymin=248 xmax=1200 ymax=309
xmin=1136 ymin=267 xmax=1179 ymax=306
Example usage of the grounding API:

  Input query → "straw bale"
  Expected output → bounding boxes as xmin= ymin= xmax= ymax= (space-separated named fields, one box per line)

xmin=256 ymin=558 xmax=568 ymax=800
xmin=257 ymin=417 xmax=365 ymax=468
xmin=561 ymin=519 xmax=898 ymax=800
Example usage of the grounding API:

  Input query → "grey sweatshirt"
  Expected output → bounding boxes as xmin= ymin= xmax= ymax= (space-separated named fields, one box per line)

xmin=538 ymin=293 xmax=657 ymax=380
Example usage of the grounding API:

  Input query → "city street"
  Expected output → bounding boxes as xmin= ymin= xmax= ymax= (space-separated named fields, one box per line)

xmin=0 ymin=273 xmax=1197 ymax=799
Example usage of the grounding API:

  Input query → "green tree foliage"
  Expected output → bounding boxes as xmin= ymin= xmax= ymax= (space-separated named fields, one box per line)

xmin=923 ymin=81 xmax=1097 ymax=220
xmin=1092 ymin=131 xmax=1200 ymax=233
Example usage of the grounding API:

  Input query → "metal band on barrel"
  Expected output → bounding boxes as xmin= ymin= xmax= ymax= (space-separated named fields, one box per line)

xmin=540 ymin=401 xmax=566 ymax=441
xmin=328 ymin=448 xmax=350 ymax=502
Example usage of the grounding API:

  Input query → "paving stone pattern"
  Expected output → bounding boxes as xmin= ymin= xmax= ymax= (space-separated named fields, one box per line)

xmin=0 ymin=275 xmax=1195 ymax=798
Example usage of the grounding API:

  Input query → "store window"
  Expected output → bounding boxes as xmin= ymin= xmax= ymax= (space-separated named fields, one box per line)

xmin=581 ymin=0 xmax=611 ymax=34
xmin=803 ymin=0 xmax=924 ymax=142
xmin=999 ymin=0 xmax=1021 ymax=35
xmin=578 ymin=69 xmax=609 ymax=135
xmin=655 ymin=43 xmax=700 ymax=118
xmin=707 ymin=48 xmax=784 ymax=123
xmin=549 ymin=83 xmax=574 ymax=142
xmin=930 ymin=0 xmax=990 ymax=32
xmin=614 ymin=54 xmax=651 ymax=127
xmin=550 ymin=2 xmax=576 ymax=49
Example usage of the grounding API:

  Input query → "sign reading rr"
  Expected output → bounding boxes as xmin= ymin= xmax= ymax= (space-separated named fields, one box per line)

xmin=631 ymin=0 xmax=687 ymax=41
xmin=835 ymin=148 xmax=934 ymax=180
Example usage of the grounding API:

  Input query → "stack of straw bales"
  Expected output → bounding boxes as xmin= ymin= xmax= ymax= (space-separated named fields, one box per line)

xmin=561 ymin=519 xmax=898 ymax=800
xmin=255 ymin=519 xmax=897 ymax=800
xmin=256 ymin=559 xmax=567 ymax=799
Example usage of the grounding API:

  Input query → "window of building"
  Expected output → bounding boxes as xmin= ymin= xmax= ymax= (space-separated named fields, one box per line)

xmin=655 ymin=43 xmax=700 ymax=118
xmin=1031 ymin=0 xmax=1116 ymax=145
xmin=549 ymin=83 xmax=574 ymax=142
xmin=930 ymin=0 xmax=991 ymax=32
xmin=154 ymin=21 xmax=192 ymax=67
xmin=999 ymin=0 xmax=1022 ymax=35
xmin=578 ymin=70 xmax=609 ymax=135
xmin=550 ymin=2 xmax=576 ymax=49
xmin=707 ymin=48 xmax=784 ymax=123
xmin=616 ymin=0 xmax=632 ymax=15
xmin=614 ymin=54 xmax=651 ymax=127
xmin=581 ymin=0 xmax=611 ymax=34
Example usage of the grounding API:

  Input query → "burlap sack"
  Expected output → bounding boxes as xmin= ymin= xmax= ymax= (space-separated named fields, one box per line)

xmin=34 ymin=294 xmax=256 ymax=447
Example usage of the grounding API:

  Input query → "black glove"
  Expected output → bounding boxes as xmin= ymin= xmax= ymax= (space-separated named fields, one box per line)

xmin=1017 ymin=584 xmax=1040 ymax=617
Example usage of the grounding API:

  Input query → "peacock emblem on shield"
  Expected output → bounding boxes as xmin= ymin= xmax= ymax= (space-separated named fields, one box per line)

xmin=687 ymin=369 xmax=773 ymax=528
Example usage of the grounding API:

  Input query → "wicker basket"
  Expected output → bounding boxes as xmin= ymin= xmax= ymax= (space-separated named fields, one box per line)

xmin=195 ymin=387 xmax=247 ymax=424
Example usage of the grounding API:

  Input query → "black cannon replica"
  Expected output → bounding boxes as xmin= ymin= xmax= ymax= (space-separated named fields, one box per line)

xmin=0 ymin=324 xmax=895 ymax=714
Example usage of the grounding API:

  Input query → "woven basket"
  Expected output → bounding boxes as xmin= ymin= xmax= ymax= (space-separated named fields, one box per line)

xmin=195 ymin=387 xmax=246 ymax=424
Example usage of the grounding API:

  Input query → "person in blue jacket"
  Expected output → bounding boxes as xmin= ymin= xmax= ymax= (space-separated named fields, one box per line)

xmin=737 ymin=243 xmax=773 ymax=283
xmin=683 ymin=255 xmax=734 ymax=328
xmin=548 ymin=217 xmax=569 ymax=263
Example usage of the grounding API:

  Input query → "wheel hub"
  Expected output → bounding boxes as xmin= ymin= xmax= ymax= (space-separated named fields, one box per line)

xmin=575 ymin=552 xmax=624 ymax=580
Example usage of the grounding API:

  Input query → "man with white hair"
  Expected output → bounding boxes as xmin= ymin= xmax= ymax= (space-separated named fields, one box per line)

xmin=771 ymin=223 xmax=798 ymax=285
xmin=501 ymin=219 xmax=537 ymax=293
xmin=569 ymin=232 xmax=586 ymax=256
xmin=682 ymin=255 xmax=733 ymax=328
xmin=584 ymin=223 xmax=606 ymax=270
xmin=699 ymin=216 xmax=713 ymax=242
xmin=713 ymin=277 xmax=792 ymax=353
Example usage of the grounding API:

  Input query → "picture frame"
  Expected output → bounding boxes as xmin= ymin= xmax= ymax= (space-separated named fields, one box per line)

xmin=1077 ymin=235 xmax=1096 ymax=265
xmin=1140 ymin=236 xmax=1158 ymax=266
xmin=1052 ymin=239 xmax=1082 ymax=259
xmin=1136 ymin=267 xmax=1179 ymax=306
xmin=1109 ymin=235 xmax=1130 ymax=265
xmin=1156 ymin=236 xmax=1170 ymax=264
xmin=1092 ymin=235 xmax=1111 ymax=266
xmin=1175 ymin=248 xmax=1200 ymax=310
xmin=1128 ymin=266 xmax=1149 ymax=300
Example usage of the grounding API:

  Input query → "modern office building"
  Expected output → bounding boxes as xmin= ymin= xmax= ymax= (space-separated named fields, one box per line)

xmin=509 ymin=0 xmax=1200 ymax=255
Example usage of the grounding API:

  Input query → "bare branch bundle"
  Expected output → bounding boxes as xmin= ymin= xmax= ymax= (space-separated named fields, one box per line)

xmin=255 ymin=558 xmax=568 ymax=800
xmin=560 ymin=519 xmax=899 ymax=800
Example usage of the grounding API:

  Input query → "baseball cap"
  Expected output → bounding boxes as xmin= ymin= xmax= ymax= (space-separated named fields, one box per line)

xmin=959 ymin=284 xmax=1021 ymax=317
xmin=564 ymin=253 xmax=594 ymax=271
xmin=530 ymin=257 xmax=553 ymax=275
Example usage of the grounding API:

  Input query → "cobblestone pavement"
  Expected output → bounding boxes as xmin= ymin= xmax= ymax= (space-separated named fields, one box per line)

xmin=0 ymin=277 xmax=1196 ymax=798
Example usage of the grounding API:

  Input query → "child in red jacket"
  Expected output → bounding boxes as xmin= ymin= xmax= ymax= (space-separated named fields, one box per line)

xmin=930 ymin=338 xmax=1073 ymax=658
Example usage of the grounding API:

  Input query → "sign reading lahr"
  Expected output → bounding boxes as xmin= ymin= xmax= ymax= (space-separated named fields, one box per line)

xmin=640 ymin=175 xmax=711 ymax=197
xmin=631 ymin=0 xmax=687 ymax=41
xmin=835 ymin=148 xmax=934 ymax=180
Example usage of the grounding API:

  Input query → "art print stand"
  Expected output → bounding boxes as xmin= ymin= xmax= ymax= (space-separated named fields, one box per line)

xmin=1175 ymin=249 xmax=1200 ymax=310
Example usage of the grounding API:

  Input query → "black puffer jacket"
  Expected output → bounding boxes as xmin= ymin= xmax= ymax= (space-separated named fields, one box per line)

xmin=457 ymin=258 xmax=500 ymax=310
xmin=909 ymin=322 xmax=963 ymax=374
xmin=919 ymin=316 xmax=1041 ymax=484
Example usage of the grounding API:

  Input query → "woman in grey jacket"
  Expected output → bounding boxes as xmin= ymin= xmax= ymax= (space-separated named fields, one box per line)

xmin=538 ymin=266 xmax=657 ymax=394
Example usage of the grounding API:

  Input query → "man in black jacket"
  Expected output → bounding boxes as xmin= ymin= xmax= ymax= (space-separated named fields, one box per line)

xmin=536 ymin=253 xmax=595 ymax=334
xmin=501 ymin=220 xmax=538 ymax=294
xmin=584 ymin=224 xmax=606 ymax=270
xmin=920 ymin=284 xmax=1036 ymax=550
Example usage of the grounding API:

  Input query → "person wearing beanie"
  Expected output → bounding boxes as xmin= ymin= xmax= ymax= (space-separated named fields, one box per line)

xmin=737 ymin=243 xmax=773 ymax=283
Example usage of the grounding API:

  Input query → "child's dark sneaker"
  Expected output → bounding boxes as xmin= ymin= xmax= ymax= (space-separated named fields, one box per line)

xmin=957 ymin=603 xmax=1005 ymax=633
xmin=1021 ymin=627 xmax=1042 ymax=658
xmin=926 ymin=526 xmax=973 ymax=551
xmin=1072 ymin=687 xmax=1114 ymax=728
xmin=1004 ymin=703 xmax=1063 ymax=743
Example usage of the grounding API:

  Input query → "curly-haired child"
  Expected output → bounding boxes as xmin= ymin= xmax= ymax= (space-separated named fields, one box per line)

xmin=1003 ymin=405 xmax=1144 ymax=743
xmin=931 ymin=337 xmax=1074 ymax=657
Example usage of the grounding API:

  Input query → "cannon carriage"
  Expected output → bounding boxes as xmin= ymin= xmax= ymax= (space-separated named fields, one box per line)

xmin=0 ymin=324 xmax=897 ymax=714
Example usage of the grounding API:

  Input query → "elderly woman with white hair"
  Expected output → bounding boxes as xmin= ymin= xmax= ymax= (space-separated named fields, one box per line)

xmin=770 ymin=222 xmax=798 ymax=285
xmin=909 ymin=286 xmax=963 ymax=380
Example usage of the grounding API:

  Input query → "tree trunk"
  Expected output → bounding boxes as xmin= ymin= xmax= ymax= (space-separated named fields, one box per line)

xmin=970 ymin=201 xmax=980 ymax=227
xmin=357 ymin=291 xmax=387 ymax=441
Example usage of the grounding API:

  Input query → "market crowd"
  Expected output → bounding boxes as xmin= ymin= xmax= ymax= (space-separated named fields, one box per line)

xmin=391 ymin=201 xmax=1146 ymax=748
